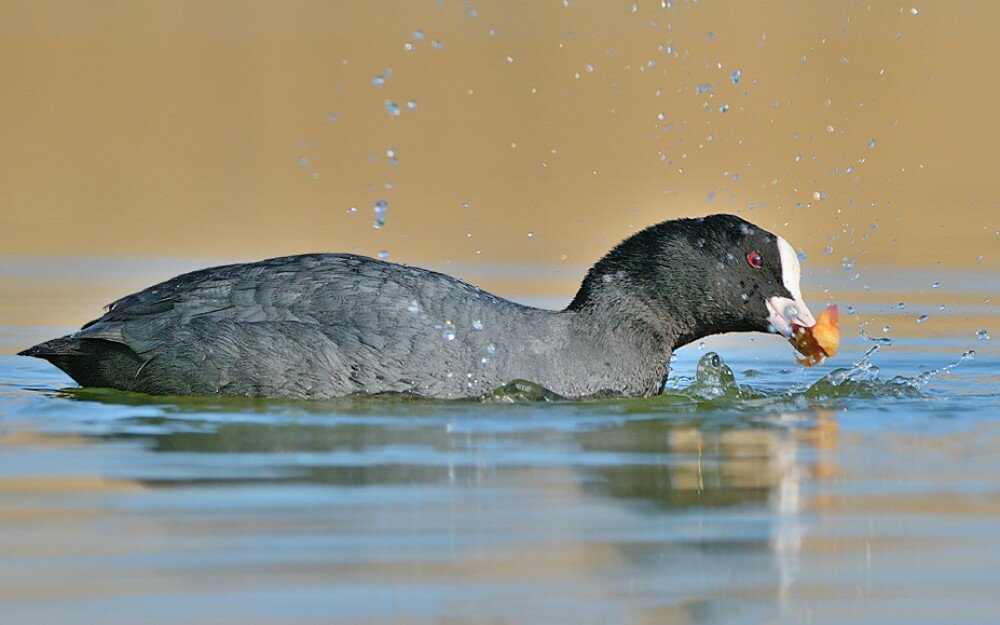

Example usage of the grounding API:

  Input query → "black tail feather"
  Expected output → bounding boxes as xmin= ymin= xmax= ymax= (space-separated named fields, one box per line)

xmin=18 ymin=337 xmax=85 ymax=358
xmin=17 ymin=336 xmax=143 ymax=389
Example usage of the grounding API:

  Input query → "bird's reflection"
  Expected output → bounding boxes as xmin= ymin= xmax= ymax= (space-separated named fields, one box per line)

xmin=56 ymin=387 xmax=840 ymax=618
xmin=62 ymin=388 xmax=839 ymax=506
xmin=578 ymin=417 xmax=777 ymax=509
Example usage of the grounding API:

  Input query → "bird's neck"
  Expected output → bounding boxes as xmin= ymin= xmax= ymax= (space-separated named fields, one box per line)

xmin=567 ymin=275 xmax=718 ymax=353
xmin=561 ymin=287 xmax=680 ymax=395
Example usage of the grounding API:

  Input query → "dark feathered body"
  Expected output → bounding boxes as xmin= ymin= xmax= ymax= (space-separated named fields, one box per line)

xmin=20 ymin=214 xmax=799 ymax=399
xmin=22 ymin=255 xmax=671 ymax=398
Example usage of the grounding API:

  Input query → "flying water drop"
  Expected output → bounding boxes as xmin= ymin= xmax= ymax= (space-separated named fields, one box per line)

xmin=442 ymin=322 xmax=456 ymax=341
xmin=373 ymin=199 xmax=388 ymax=229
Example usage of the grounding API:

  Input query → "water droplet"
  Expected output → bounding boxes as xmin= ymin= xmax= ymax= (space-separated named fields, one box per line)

xmin=472 ymin=320 xmax=483 ymax=331
xmin=527 ymin=231 xmax=535 ymax=238
xmin=413 ymin=29 xmax=424 ymax=41
xmin=698 ymin=341 xmax=706 ymax=350
xmin=706 ymin=32 xmax=716 ymax=41
xmin=327 ymin=113 xmax=339 ymax=122
xmin=432 ymin=40 xmax=443 ymax=50
xmin=823 ymin=246 xmax=833 ymax=255
xmin=861 ymin=329 xmax=892 ymax=345
xmin=719 ymin=104 xmax=729 ymax=113
xmin=377 ymin=250 xmax=390 ymax=260
xmin=406 ymin=100 xmax=418 ymax=110
xmin=298 ymin=157 xmax=309 ymax=166
xmin=373 ymin=199 xmax=388 ymax=229
xmin=910 ymin=7 xmax=919 ymax=15
xmin=485 ymin=343 xmax=497 ymax=355
xmin=442 ymin=322 xmax=456 ymax=341
xmin=846 ymin=306 xmax=855 ymax=315
xmin=385 ymin=101 xmax=401 ymax=117
xmin=977 ymin=328 xmax=991 ymax=341
xmin=730 ymin=69 xmax=741 ymax=85
xmin=867 ymin=138 xmax=876 ymax=148
xmin=897 ymin=302 xmax=905 ymax=310
xmin=695 ymin=83 xmax=712 ymax=94
xmin=407 ymin=301 xmax=420 ymax=315
xmin=813 ymin=191 xmax=825 ymax=201
xmin=372 ymin=74 xmax=386 ymax=86
xmin=917 ymin=315 xmax=928 ymax=323
xmin=932 ymin=282 xmax=940 ymax=289
xmin=883 ymin=325 xmax=891 ymax=333
xmin=347 ymin=206 xmax=357 ymax=215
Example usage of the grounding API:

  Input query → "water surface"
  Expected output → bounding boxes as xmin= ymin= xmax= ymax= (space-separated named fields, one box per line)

xmin=1 ymin=259 xmax=998 ymax=625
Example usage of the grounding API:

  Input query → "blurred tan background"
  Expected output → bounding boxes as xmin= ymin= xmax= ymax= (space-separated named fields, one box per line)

xmin=1 ymin=0 xmax=997 ymax=269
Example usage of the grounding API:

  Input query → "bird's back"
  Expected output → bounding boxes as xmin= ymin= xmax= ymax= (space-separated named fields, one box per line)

xmin=22 ymin=254 xmax=554 ymax=398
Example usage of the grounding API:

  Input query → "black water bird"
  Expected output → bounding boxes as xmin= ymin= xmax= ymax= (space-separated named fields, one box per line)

xmin=20 ymin=214 xmax=831 ymax=399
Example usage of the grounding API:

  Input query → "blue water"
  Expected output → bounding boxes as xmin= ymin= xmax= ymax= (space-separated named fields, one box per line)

xmin=1 ymin=259 xmax=998 ymax=625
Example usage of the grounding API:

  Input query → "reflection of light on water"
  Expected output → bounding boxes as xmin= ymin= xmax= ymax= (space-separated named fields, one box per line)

xmin=770 ymin=411 xmax=841 ymax=614
xmin=769 ymin=423 xmax=803 ymax=608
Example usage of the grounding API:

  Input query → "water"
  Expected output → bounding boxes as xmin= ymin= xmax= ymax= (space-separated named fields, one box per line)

xmin=1 ymin=259 xmax=999 ymax=625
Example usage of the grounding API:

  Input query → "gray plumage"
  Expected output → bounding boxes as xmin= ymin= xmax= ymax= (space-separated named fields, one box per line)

xmin=20 ymin=214 xmax=799 ymax=399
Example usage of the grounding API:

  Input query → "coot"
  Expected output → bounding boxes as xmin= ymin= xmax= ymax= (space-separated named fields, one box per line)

xmin=20 ymin=214 xmax=836 ymax=399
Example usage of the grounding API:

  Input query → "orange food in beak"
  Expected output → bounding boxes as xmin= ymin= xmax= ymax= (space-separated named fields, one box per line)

xmin=812 ymin=305 xmax=840 ymax=357
xmin=791 ymin=305 xmax=840 ymax=367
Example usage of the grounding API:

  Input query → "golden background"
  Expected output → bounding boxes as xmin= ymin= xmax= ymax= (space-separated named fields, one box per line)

xmin=1 ymin=0 xmax=997 ymax=269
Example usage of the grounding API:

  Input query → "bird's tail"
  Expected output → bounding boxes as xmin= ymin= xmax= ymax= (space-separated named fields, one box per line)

xmin=18 ymin=335 xmax=143 ymax=389
xmin=18 ymin=336 xmax=85 ymax=358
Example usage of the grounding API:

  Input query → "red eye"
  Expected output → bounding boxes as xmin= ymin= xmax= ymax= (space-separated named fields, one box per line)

xmin=746 ymin=252 xmax=763 ymax=268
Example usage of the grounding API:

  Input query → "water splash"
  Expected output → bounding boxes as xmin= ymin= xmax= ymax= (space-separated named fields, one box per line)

xmin=673 ymin=353 xmax=763 ymax=401
xmin=485 ymin=380 xmax=565 ymax=403
xmin=475 ymin=345 xmax=975 ymax=407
